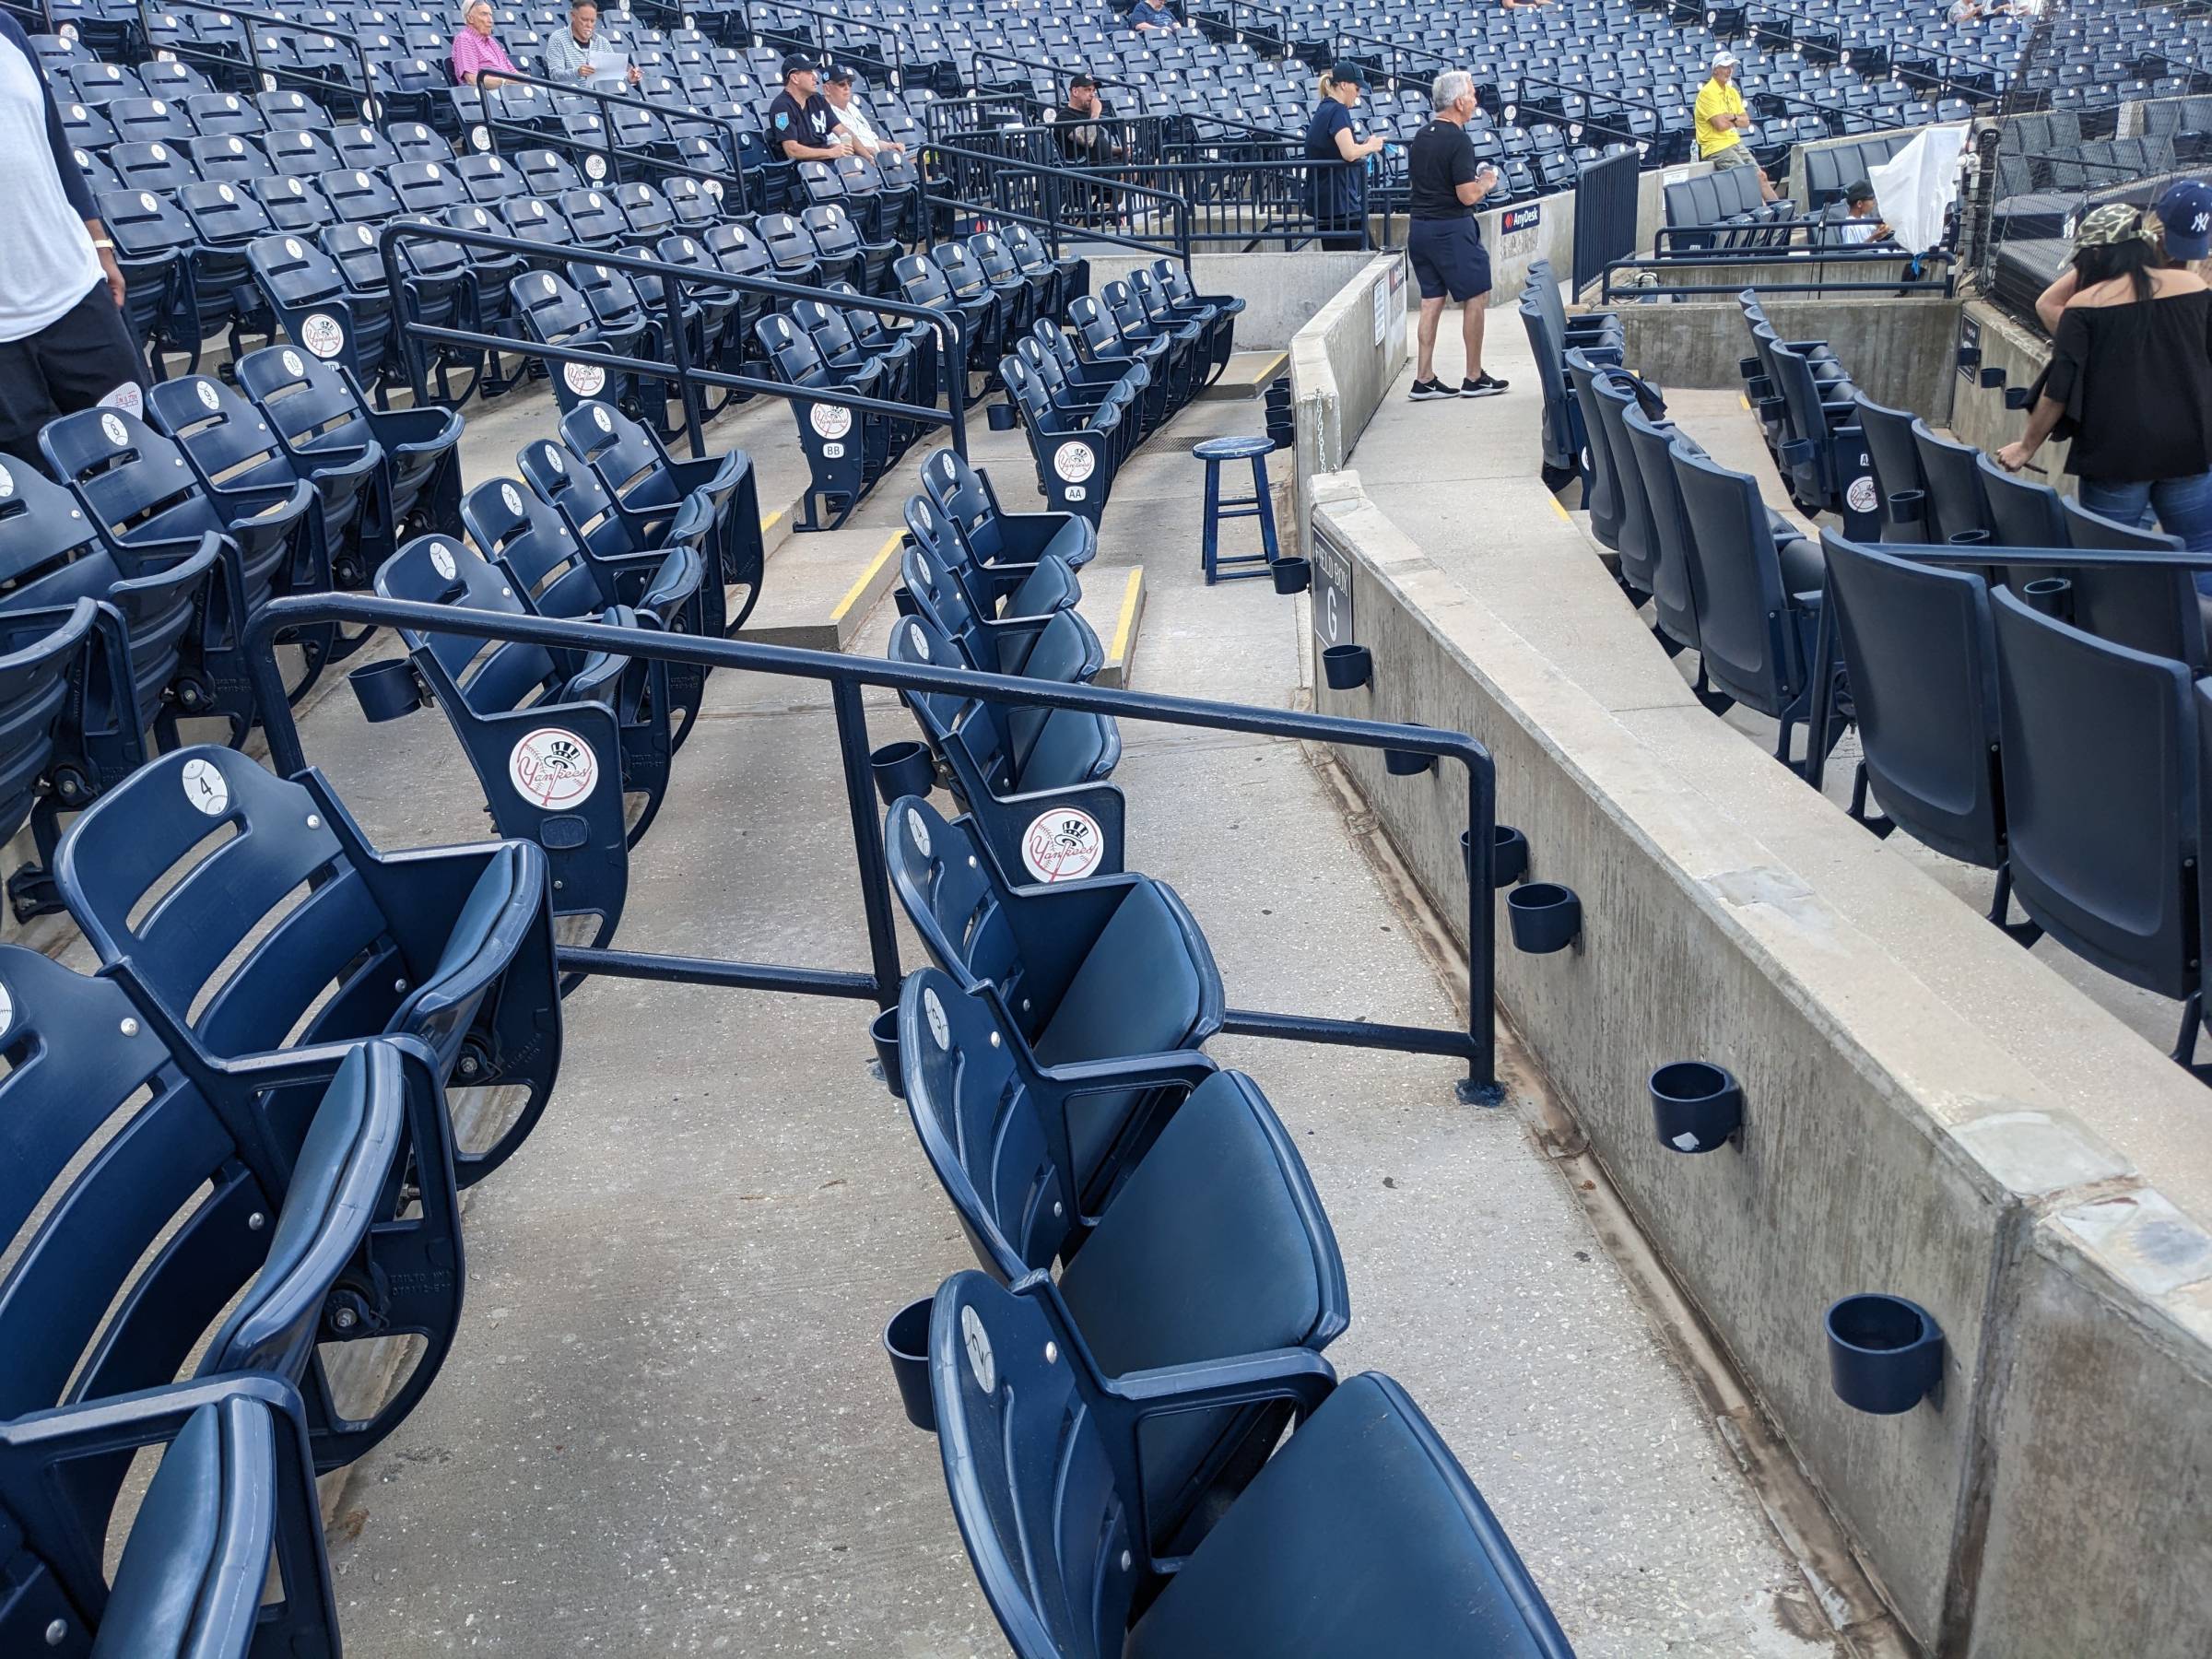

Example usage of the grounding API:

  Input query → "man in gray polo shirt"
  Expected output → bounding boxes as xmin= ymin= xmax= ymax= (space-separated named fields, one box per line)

xmin=0 ymin=9 xmax=142 ymax=465
xmin=541 ymin=1 xmax=641 ymax=86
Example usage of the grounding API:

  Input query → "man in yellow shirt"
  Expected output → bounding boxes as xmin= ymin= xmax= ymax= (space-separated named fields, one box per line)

xmin=1694 ymin=51 xmax=1778 ymax=203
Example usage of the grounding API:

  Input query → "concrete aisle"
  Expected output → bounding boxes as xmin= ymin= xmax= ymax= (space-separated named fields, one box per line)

xmin=309 ymin=371 xmax=1838 ymax=1654
xmin=1361 ymin=296 xmax=2205 ymax=1065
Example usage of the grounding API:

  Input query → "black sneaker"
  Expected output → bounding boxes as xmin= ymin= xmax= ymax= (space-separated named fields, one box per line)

xmin=1460 ymin=373 xmax=1511 ymax=397
xmin=1407 ymin=377 xmax=1454 ymax=401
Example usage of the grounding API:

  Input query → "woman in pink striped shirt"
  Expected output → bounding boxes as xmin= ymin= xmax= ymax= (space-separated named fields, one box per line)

xmin=452 ymin=0 xmax=519 ymax=88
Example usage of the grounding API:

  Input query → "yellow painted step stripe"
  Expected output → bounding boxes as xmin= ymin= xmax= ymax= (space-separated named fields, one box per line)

xmin=830 ymin=531 xmax=904 ymax=624
xmin=1108 ymin=567 xmax=1145 ymax=665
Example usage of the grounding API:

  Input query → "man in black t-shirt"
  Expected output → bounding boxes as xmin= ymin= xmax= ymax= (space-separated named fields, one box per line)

xmin=1404 ymin=69 xmax=1507 ymax=400
xmin=765 ymin=53 xmax=850 ymax=163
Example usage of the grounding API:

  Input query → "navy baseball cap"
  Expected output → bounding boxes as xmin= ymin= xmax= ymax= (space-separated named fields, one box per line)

xmin=780 ymin=52 xmax=818 ymax=78
xmin=824 ymin=62 xmax=853 ymax=83
xmin=2156 ymin=179 xmax=2212 ymax=259
xmin=1328 ymin=61 xmax=1366 ymax=87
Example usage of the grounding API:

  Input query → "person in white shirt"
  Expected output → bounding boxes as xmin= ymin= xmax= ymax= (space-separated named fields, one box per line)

xmin=823 ymin=64 xmax=902 ymax=157
xmin=0 ymin=9 xmax=143 ymax=464
xmin=1835 ymin=180 xmax=1891 ymax=244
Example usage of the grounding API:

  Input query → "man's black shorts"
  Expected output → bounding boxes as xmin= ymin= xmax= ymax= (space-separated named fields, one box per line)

xmin=0 ymin=281 xmax=146 ymax=470
xmin=1406 ymin=217 xmax=1492 ymax=303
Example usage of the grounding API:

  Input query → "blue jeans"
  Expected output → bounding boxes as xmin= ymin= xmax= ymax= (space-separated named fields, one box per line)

xmin=2076 ymin=470 xmax=2212 ymax=594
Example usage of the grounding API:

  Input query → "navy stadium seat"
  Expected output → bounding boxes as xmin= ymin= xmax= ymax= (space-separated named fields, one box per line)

xmin=54 ymin=745 xmax=563 ymax=1187
xmin=920 ymin=1272 xmax=1573 ymax=1659
xmin=921 ymin=446 xmax=1098 ymax=573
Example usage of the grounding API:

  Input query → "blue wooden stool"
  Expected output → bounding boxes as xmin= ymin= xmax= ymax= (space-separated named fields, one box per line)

xmin=1193 ymin=434 xmax=1281 ymax=584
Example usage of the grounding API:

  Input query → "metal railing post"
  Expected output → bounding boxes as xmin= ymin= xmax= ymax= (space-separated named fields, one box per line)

xmin=831 ymin=679 xmax=903 ymax=1006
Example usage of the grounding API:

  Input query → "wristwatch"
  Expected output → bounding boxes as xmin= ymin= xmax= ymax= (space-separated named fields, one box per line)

xmin=90 ymin=238 xmax=115 ymax=250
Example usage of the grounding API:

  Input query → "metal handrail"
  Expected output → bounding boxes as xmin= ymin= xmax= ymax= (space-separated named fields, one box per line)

xmin=920 ymin=137 xmax=1199 ymax=265
xmin=374 ymin=219 xmax=968 ymax=455
xmin=241 ymin=593 xmax=1505 ymax=1102
xmin=464 ymin=65 xmax=753 ymax=214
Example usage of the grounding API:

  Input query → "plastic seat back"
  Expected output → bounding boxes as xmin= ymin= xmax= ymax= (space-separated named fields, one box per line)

xmin=1976 ymin=453 xmax=2068 ymax=547
xmin=2059 ymin=497 xmax=2208 ymax=666
xmin=463 ymin=475 xmax=606 ymax=619
xmin=39 ymin=406 xmax=223 ymax=562
xmin=1561 ymin=349 xmax=1624 ymax=547
xmin=1853 ymin=394 xmax=1928 ymax=542
xmin=1989 ymin=585 xmax=2198 ymax=995
xmin=1670 ymin=444 xmax=1797 ymax=710
xmin=1821 ymin=533 xmax=2005 ymax=867
xmin=1908 ymin=418 xmax=1990 ymax=544
xmin=375 ymin=532 xmax=572 ymax=716
xmin=1588 ymin=372 xmax=1659 ymax=592
xmin=1620 ymin=406 xmax=1707 ymax=653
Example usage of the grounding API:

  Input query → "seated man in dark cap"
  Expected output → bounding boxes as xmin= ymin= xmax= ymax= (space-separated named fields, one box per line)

xmin=765 ymin=53 xmax=850 ymax=162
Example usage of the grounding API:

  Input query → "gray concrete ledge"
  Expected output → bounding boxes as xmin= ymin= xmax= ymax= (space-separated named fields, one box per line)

xmin=1307 ymin=467 xmax=2212 ymax=1655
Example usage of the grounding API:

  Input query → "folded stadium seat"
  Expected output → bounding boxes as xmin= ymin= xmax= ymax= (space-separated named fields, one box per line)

xmin=903 ymin=490 xmax=1089 ymax=652
xmin=921 ymin=1271 xmax=1574 ymax=1659
xmin=1818 ymin=533 xmax=2022 ymax=926
xmin=655 ymin=230 xmax=746 ymax=395
xmin=232 ymin=362 xmax=452 ymax=662
xmin=145 ymin=372 xmax=351 ymax=703
xmin=1671 ymin=443 xmax=1836 ymax=767
xmin=500 ymin=193 xmax=572 ymax=257
xmin=257 ymin=88 xmax=325 ymax=130
xmin=756 ymin=209 xmax=830 ymax=288
xmin=0 ymin=1382 xmax=343 ymax=1655
xmin=388 ymin=120 xmax=455 ymax=165
xmin=897 ymin=253 xmax=1000 ymax=395
xmin=1763 ymin=334 xmax=1871 ymax=526
xmin=660 ymin=176 xmax=724 ymax=231
xmin=176 ymin=178 xmax=280 ymax=347
xmin=1908 ymin=420 xmax=1994 ymax=547
xmin=41 ymin=405 xmax=312 ymax=747
xmin=1010 ymin=225 xmax=1086 ymax=318
xmin=331 ymin=120 xmax=400 ymax=173
xmin=828 ymin=278 xmax=943 ymax=409
xmin=1988 ymin=587 xmax=2206 ymax=1063
xmin=901 ymin=529 xmax=1099 ymax=695
xmin=1101 ymin=277 xmax=1203 ymax=404
xmin=1584 ymin=371 xmax=1666 ymax=601
xmin=0 ymin=581 xmax=94 ymax=864
xmin=1523 ymin=256 xmax=1616 ymax=349
xmin=185 ymin=131 xmax=274 ymax=184
xmin=922 ymin=444 xmax=1098 ymax=576
xmin=755 ymin=312 xmax=892 ymax=530
xmin=1067 ymin=295 xmax=1177 ymax=429
xmin=552 ymin=399 xmax=759 ymax=630
xmin=512 ymin=146 xmax=585 ymax=198
xmin=465 ymin=471 xmax=710 ymax=659
xmin=66 ymin=59 xmax=134 ymax=105
xmin=1026 ymin=319 xmax=1147 ymax=422
xmin=1853 ymin=394 xmax=1932 ymax=543
xmin=1560 ymin=348 xmax=1630 ymax=550
xmin=1012 ymin=334 xmax=1141 ymax=467
xmin=888 ymin=606 xmax=1114 ymax=818
xmin=513 ymin=270 xmax=646 ymax=422
xmin=1129 ymin=266 xmax=1235 ymax=385
xmin=96 ymin=184 xmax=197 ymax=359
xmin=318 ymin=165 xmax=404 ymax=229
xmin=1517 ymin=299 xmax=1586 ymax=495
xmin=941 ymin=236 xmax=1035 ymax=340
xmin=557 ymin=186 xmax=631 ymax=254
xmin=885 ymin=794 xmax=1221 ymax=1070
xmin=2059 ymin=498 xmax=2212 ymax=668
xmin=805 ymin=204 xmax=900 ymax=295
xmin=609 ymin=180 xmax=677 ymax=249
xmin=105 ymin=93 xmax=192 ymax=147
xmin=515 ymin=436 xmax=738 ymax=637
xmin=794 ymin=295 xmax=923 ymax=447
xmin=57 ymin=742 xmax=562 ymax=1183
xmin=453 ymin=151 xmax=524 ymax=205
xmin=702 ymin=220 xmax=779 ymax=372
xmin=264 ymin=127 xmax=340 ymax=178
xmin=1620 ymin=405 xmax=1730 ymax=691
xmin=0 ymin=944 xmax=465 ymax=1472
xmin=246 ymin=230 xmax=394 ymax=388
xmin=371 ymin=535 xmax=649 ymax=943
xmin=388 ymin=157 xmax=466 ymax=218
xmin=899 ymin=966 xmax=1347 ymax=1535
xmin=107 ymin=136 xmax=198 ymax=195
xmin=1000 ymin=352 xmax=1130 ymax=525
xmin=250 ymin=171 xmax=335 ymax=235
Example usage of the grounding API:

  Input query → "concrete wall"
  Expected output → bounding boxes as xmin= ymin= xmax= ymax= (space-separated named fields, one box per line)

xmin=1306 ymin=469 xmax=2212 ymax=1653
xmin=1947 ymin=299 xmax=2063 ymax=474
xmin=1288 ymin=253 xmax=1407 ymax=559
xmin=1080 ymin=248 xmax=1382 ymax=348
xmin=1615 ymin=293 xmax=1959 ymax=415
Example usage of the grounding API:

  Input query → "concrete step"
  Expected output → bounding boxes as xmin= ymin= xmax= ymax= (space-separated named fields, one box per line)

xmin=1201 ymin=347 xmax=1289 ymax=400
xmin=737 ymin=523 xmax=905 ymax=652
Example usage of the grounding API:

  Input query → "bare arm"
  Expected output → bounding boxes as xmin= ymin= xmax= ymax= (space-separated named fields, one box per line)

xmin=2034 ymin=267 xmax=2078 ymax=334
xmin=1332 ymin=126 xmax=1383 ymax=161
xmin=1994 ymin=394 xmax=2065 ymax=470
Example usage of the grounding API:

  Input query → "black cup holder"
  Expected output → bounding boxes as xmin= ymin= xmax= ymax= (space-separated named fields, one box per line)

xmin=884 ymin=1296 xmax=935 ymax=1431
xmin=869 ymin=1006 xmax=903 ymax=1100
xmin=1384 ymin=724 xmax=1433 ymax=776
xmin=1647 ymin=1061 xmax=1743 ymax=1153
xmin=985 ymin=400 xmax=1018 ymax=431
xmin=1272 ymin=557 xmax=1312 ymax=594
xmin=870 ymin=741 xmax=935 ymax=806
xmin=1946 ymin=529 xmax=1990 ymax=547
xmin=1463 ymin=825 xmax=1528 ymax=888
xmin=2022 ymin=576 xmax=2072 ymax=621
xmin=1322 ymin=642 xmax=1372 ymax=689
xmin=1506 ymin=882 xmax=1581 ymax=953
xmin=1826 ymin=1294 xmax=1943 ymax=1415
xmin=348 ymin=658 xmax=424 ymax=724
